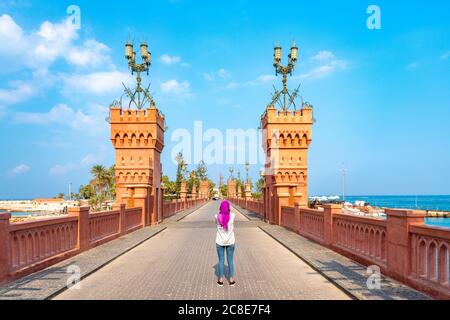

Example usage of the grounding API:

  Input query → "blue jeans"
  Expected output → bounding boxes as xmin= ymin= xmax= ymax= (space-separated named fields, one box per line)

xmin=216 ymin=243 xmax=235 ymax=279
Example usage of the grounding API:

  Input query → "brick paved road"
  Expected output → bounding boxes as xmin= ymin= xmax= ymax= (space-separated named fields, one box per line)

xmin=54 ymin=202 xmax=349 ymax=300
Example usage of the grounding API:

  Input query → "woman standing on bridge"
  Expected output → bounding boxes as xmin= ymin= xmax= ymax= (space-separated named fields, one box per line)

xmin=215 ymin=200 xmax=236 ymax=286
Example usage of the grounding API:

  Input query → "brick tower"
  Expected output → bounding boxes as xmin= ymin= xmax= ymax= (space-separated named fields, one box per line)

xmin=109 ymin=106 xmax=165 ymax=226
xmin=199 ymin=180 xmax=209 ymax=199
xmin=227 ymin=179 xmax=236 ymax=198
xmin=261 ymin=105 xmax=313 ymax=224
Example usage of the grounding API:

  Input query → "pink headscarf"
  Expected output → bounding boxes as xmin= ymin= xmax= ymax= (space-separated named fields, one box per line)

xmin=217 ymin=200 xmax=231 ymax=230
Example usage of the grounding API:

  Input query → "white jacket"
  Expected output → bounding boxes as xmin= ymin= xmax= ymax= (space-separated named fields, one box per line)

xmin=215 ymin=212 xmax=235 ymax=246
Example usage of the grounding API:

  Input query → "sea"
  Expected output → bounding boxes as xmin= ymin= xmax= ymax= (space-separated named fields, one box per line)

xmin=342 ymin=195 xmax=450 ymax=211
xmin=342 ymin=195 xmax=450 ymax=229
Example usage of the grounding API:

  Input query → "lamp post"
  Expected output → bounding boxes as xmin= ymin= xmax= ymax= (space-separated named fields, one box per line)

xmin=125 ymin=40 xmax=151 ymax=109
xmin=340 ymin=163 xmax=347 ymax=203
xmin=273 ymin=42 xmax=299 ymax=111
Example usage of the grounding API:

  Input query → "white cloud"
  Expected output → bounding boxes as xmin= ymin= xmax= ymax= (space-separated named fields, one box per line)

xmin=66 ymin=39 xmax=111 ymax=68
xmin=15 ymin=103 xmax=108 ymax=133
xmin=203 ymin=72 xmax=214 ymax=81
xmin=160 ymin=79 xmax=190 ymax=95
xmin=49 ymin=164 xmax=70 ymax=176
xmin=0 ymin=81 xmax=35 ymax=104
xmin=80 ymin=154 xmax=98 ymax=166
xmin=0 ymin=14 xmax=25 ymax=50
xmin=160 ymin=54 xmax=181 ymax=65
xmin=11 ymin=164 xmax=30 ymax=175
xmin=0 ymin=14 xmax=116 ymax=110
xmin=0 ymin=15 xmax=111 ymax=71
xmin=311 ymin=50 xmax=335 ymax=62
xmin=61 ymin=71 xmax=133 ymax=95
xmin=225 ymin=82 xmax=239 ymax=89
xmin=256 ymin=74 xmax=277 ymax=83
xmin=218 ymin=68 xmax=230 ymax=78
xmin=32 ymin=18 xmax=78 ymax=65
xmin=441 ymin=52 xmax=450 ymax=60
xmin=297 ymin=50 xmax=348 ymax=80
xmin=407 ymin=62 xmax=419 ymax=69
xmin=49 ymin=149 xmax=107 ymax=176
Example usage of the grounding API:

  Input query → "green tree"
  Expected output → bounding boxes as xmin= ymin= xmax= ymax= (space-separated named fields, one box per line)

xmin=105 ymin=165 xmax=116 ymax=200
xmin=196 ymin=160 xmax=208 ymax=180
xmin=90 ymin=164 xmax=107 ymax=197
xmin=208 ymin=179 xmax=216 ymax=197
xmin=79 ymin=184 xmax=95 ymax=200
xmin=175 ymin=152 xmax=187 ymax=194
xmin=162 ymin=175 xmax=178 ymax=199
xmin=220 ymin=184 xmax=228 ymax=197
xmin=186 ymin=170 xmax=198 ymax=194
xmin=252 ymin=172 xmax=265 ymax=200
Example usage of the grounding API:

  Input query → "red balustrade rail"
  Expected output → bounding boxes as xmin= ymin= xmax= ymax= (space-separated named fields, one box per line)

xmin=0 ymin=199 xmax=202 ymax=285
xmin=280 ymin=206 xmax=296 ymax=232
xmin=298 ymin=208 xmax=325 ymax=244
xmin=228 ymin=198 xmax=264 ymax=216
xmin=89 ymin=210 xmax=120 ymax=245
xmin=409 ymin=224 xmax=450 ymax=298
xmin=125 ymin=207 xmax=143 ymax=232
xmin=162 ymin=197 xmax=207 ymax=219
xmin=333 ymin=213 xmax=387 ymax=268
xmin=8 ymin=217 xmax=78 ymax=273
xmin=229 ymin=198 xmax=450 ymax=299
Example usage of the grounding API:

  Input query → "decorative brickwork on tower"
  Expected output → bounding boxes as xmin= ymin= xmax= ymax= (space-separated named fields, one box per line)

xmin=199 ymin=180 xmax=209 ymax=199
xmin=191 ymin=183 xmax=198 ymax=199
xmin=179 ymin=182 xmax=187 ymax=201
xmin=109 ymin=106 xmax=165 ymax=226
xmin=227 ymin=179 xmax=236 ymax=198
xmin=261 ymin=105 xmax=313 ymax=224
xmin=245 ymin=182 xmax=252 ymax=200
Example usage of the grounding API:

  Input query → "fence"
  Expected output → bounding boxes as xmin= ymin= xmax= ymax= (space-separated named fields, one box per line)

xmin=230 ymin=199 xmax=450 ymax=299
xmin=162 ymin=198 xmax=207 ymax=219
xmin=0 ymin=203 xmax=147 ymax=285
xmin=229 ymin=198 xmax=264 ymax=217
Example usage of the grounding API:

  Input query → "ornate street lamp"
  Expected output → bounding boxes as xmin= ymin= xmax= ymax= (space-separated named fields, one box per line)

xmin=272 ymin=41 xmax=299 ymax=111
xmin=124 ymin=40 xmax=153 ymax=109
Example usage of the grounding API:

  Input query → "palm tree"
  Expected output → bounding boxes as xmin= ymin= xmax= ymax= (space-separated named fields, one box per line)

xmin=105 ymin=165 xmax=116 ymax=201
xmin=90 ymin=165 xmax=107 ymax=199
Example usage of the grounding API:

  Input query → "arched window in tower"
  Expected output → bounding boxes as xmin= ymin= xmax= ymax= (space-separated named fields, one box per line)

xmin=301 ymin=134 xmax=308 ymax=146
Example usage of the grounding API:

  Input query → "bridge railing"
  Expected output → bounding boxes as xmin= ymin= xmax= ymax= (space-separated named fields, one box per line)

xmin=0 ymin=204 xmax=147 ymax=285
xmin=408 ymin=224 xmax=450 ymax=298
xmin=228 ymin=198 xmax=264 ymax=217
xmin=8 ymin=216 xmax=78 ymax=274
xmin=332 ymin=212 xmax=387 ymax=268
xmin=162 ymin=197 xmax=207 ymax=219
xmin=230 ymin=199 xmax=450 ymax=299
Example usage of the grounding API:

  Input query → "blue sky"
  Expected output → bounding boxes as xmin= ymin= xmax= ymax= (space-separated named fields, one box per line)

xmin=0 ymin=0 xmax=449 ymax=199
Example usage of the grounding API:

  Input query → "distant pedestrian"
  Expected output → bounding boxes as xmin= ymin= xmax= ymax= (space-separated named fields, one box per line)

xmin=215 ymin=200 xmax=236 ymax=286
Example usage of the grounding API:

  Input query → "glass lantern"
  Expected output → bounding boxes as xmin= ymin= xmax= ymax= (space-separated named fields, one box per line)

xmin=290 ymin=44 xmax=298 ymax=62
xmin=125 ymin=42 xmax=133 ymax=59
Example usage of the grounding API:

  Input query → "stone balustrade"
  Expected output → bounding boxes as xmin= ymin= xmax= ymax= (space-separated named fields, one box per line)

xmin=230 ymin=198 xmax=450 ymax=299
xmin=0 ymin=204 xmax=146 ymax=284
xmin=162 ymin=197 xmax=207 ymax=219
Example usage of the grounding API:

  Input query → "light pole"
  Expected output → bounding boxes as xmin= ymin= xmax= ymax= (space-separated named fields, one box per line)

xmin=245 ymin=161 xmax=250 ymax=183
xmin=273 ymin=42 xmax=299 ymax=111
xmin=340 ymin=163 xmax=347 ymax=203
xmin=124 ymin=40 xmax=152 ymax=109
